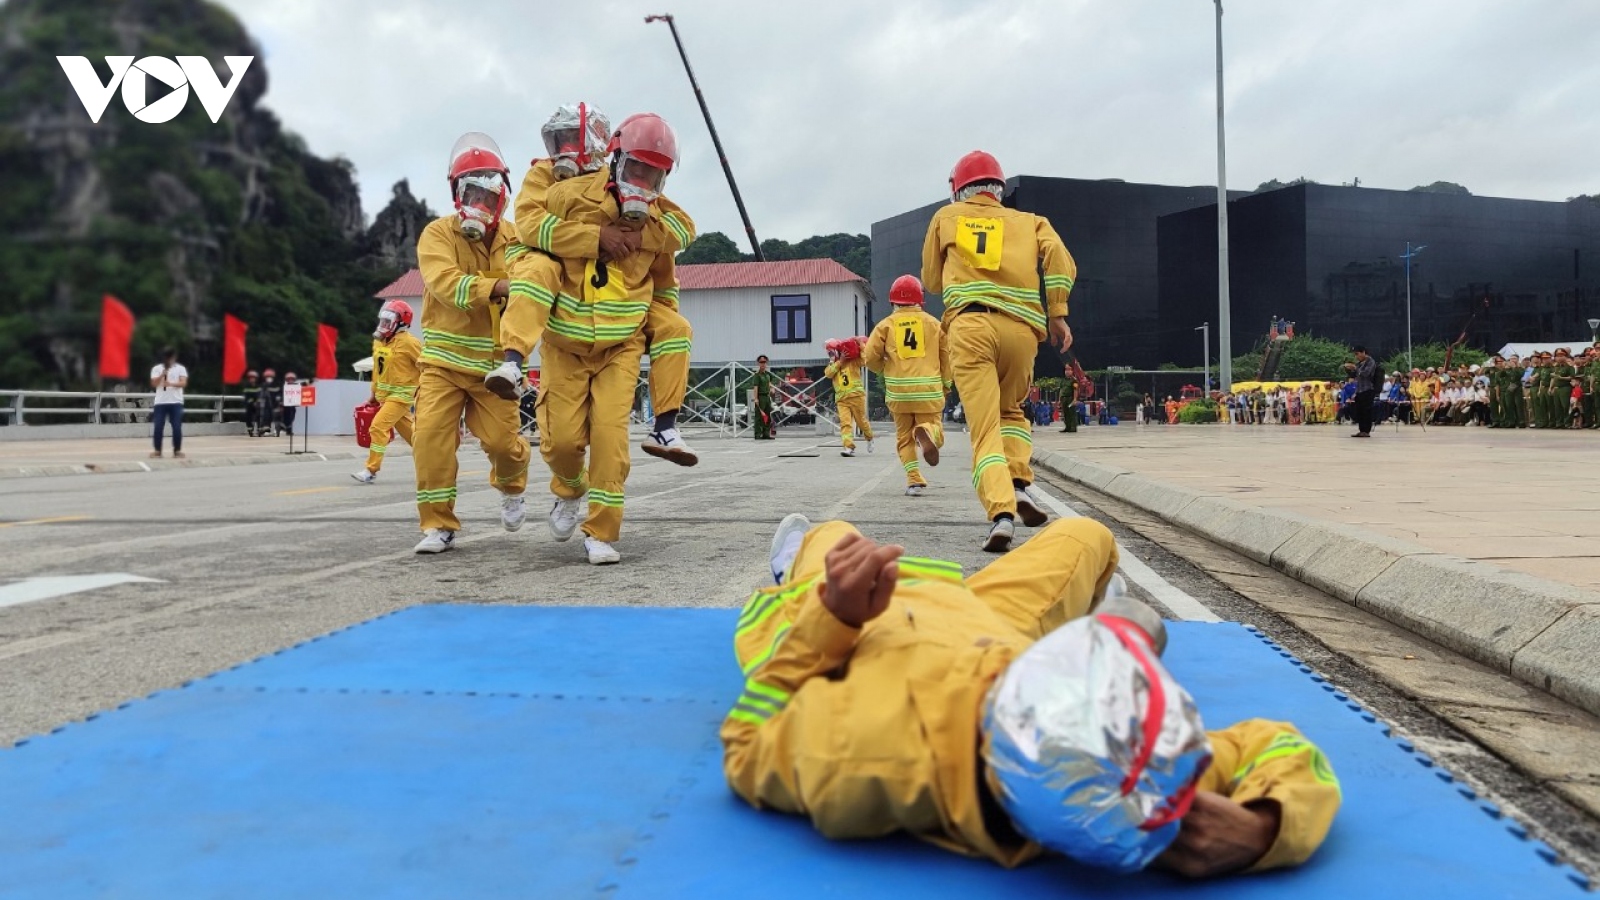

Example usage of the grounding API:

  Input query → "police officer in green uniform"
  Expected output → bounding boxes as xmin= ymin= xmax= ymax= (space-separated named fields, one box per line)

xmin=1059 ymin=377 xmax=1079 ymax=433
xmin=1584 ymin=347 xmax=1600 ymax=428
xmin=751 ymin=355 xmax=779 ymax=440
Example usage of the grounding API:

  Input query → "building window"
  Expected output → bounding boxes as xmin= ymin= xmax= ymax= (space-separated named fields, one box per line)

xmin=771 ymin=294 xmax=811 ymax=344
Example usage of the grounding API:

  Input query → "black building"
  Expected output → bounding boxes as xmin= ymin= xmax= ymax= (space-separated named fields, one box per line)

xmin=871 ymin=176 xmax=1233 ymax=369
xmin=1157 ymin=184 xmax=1600 ymax=367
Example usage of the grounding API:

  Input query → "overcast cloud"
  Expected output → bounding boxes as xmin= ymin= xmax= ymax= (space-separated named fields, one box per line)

xmin=216 ymin=0 xmax=1600 ymax=245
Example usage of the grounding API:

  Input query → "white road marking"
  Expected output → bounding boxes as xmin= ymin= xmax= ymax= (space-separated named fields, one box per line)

xmin=0 ymin=574 xmax=164 ymax=609
xmin=1026 ymin=483 xmax=1223 ymax=622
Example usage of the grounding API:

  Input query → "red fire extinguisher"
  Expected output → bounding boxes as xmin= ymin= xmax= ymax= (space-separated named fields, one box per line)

xmin=353 ymin=402 xmax=391 ymax=448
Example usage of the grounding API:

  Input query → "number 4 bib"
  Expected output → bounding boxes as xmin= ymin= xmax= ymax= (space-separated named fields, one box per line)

xmin=955 ymin=217 xmax=1004 ymax=270
xmin=894 ymin=315 xmax=927 ymax=359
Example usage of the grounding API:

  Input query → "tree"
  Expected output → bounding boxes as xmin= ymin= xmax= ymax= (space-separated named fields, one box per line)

xmin=1231 ymin=335 xmax=1353 ymax=381
xmin=1409 ymin=182 xmax=1471 ymax=196
xmin=1380 ymin=341 xmax=1488 ymax=375
xmin=1253 ymin=177 xmax=1317 ymax=193
xmin=676 ymin=232 xmax=744 ymax=265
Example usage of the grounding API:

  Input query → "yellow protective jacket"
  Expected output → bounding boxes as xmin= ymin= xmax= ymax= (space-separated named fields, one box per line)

xmin=371 ymin=330 xmax=422 ymax=403
xmin=863 ymin=307 xmax=951 ymax=414
xmin=921 ymin=193 xmax=1077 ymax=340
xmin=507 ymin=170 xmax=679 ymax=356
xmin=825 ymin=358 xmax=866 ymax=401
xmin=507 ymin=159 xmax=696 ymax=308
xmin=416 ymin=215 xmax=519 ymax=376
xmin=721 ymin=578 xmax=1342 ymax=873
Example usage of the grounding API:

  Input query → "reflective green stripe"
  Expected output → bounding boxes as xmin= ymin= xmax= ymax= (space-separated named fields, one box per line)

xmin=650 ymin=337 xmax=692 ymax=357
xmin=423 ymin=328 xmax=496 ymax=351
xmin=898 ymin=556 xmax=963 ymax=584
xmin=420 ymin=347 xmax=495 ymax=374
xmin=454 ymin=275 xmax=478 ymax=310
xmin=726 ymin=707 xmax=767 ymax=726
xmin=736 ymin=578 xmax=815 ymax=637
xmin=416 ymin=487 xmax=457 ymax=503
xmin=741 ymin=623 xmax=792 ymax=676
xmin=1233 ymin=732 xmax=1340 ymax=792
xmin=903 ymin=460 xmax=919 ymax=472
xmin=883 ymin=375 xmax=943 ymax=385
xmin=972 ymin=453 xmax=1008 ymax=487
xmin=535 ymin=213 xmax=558 ymax=251
xmin=588 ymin=488 xmax=625 ymax=508
xmin=494 ymin=462 xmax=527 ymax=486
xmin=1043 ymin=274 xmax=1075 ymax=291
xmin=744 ymin=679 xmax=791 ymax=705
xmin=943 ymin=282 xmax=1047 ymax=329
xmin=1000 ymin=426 xmax=1034 ymax=444
xmin=662 ymin=213 xmax=692 ymax=248
xmin=557 ymin=470 xmax=588 ymax=490
xmin=371 ymin=444 xmax=387 ymax=455
xmin=505 ymin=242 xmax=531 ymax=261
xmin=375 ymin=382 xmax=417 ymax=400
xmin=653 ymin=286 xmax=680 ymax=305
xmin=554 ymin=292 xmax=650 ymax=319
xmin=888 ymin=389 xmax=944 ymax=402
xmin=509 ymin=280 xmax=555 ymax=307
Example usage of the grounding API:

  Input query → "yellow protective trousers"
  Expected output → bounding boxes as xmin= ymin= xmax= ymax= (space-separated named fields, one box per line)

xmin=645 ymin=303 xmax=692 ymax=416
xmin=837 ymin=394 xmax=873 ymax=450
xmin=892 ymin=412 xmax=943 ymax=486
xmin=413 ymin=365 xmax=530 ymax=533
xmin=946 ymin=311 xmax=1037 ymax=520
xmin=501 ymin=251 xmax=561 ymax=359
xmin=536 ymin=332 xmax=646 ymax=543
xmin=364 ymin=398 xmax=416 ymax=474
xmin=735 ymin=517 xmax=1117 ymax=668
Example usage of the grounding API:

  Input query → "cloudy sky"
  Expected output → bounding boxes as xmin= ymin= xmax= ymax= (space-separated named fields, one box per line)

xmin=218 ymin=0 xmax=1600 ymax=246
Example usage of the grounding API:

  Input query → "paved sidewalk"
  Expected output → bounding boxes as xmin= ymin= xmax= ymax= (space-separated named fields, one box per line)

xmin=1034 ymin=423 xmax=1600 ymax=589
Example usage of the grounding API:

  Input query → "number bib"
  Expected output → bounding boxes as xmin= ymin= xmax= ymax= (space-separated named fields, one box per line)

xmin=483 ymin=269 xmax=509 ymax=351
xmin=894 ymin=314 xmax=926 ymax=359
xmin=372 ymin=344 xmax=392 ymax=378
xmin=583 ymin=259 xmax=631 ymax=303
xmin=955 ymin=216 xmax=1004 ymax=270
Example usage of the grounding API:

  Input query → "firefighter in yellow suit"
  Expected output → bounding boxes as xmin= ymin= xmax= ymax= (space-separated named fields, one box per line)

xmin=863 ymin=274 xmax=950 ymax=496
xmin=493 ymin=104 xmax=700 ymax=466
xmin=723 ymin=513 xmax=1341 ymax=878
xmin=410 ymin=132 xmax=532 ymax=555
xmin=505 ymin=113 xmax=685 ymax=566
xmin=825 ymin=339 xmax=873 ymax=456
xmin=922 ymin=150 xmax=1077 ymax=552
xmin=351 ymin=299 xmax=420 ymax=484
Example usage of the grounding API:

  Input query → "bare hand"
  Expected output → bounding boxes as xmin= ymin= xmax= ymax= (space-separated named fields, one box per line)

xmin=818 ymin=532 xmax=903 ymax=628
xmin=1155 ymin=793 xmax=1281 ymax=879
xmin=599 ymin=224 xmax=642 ymax=262
xmin=1049 ymin=317 xmax=1073 ymax=352
xmin=491 ymin=278 xmax=510 ymax=299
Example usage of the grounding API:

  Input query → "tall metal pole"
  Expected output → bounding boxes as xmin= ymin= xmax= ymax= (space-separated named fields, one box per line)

xmin=1214 ymin=0 xmax=1232 ymax=391
xmin=1405 ymin=242 xmax=1413 ymax=370
xmin=1198 ymin=322 xmax=1210 ymax=394
xmin=645 ymin=13 xmax=764 ymax=261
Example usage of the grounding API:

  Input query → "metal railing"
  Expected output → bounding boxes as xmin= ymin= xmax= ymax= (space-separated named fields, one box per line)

xmin=0 ymin=390 xmax=245 ymax=426
xmin=629 ymin=362 xmax=840 ymax=436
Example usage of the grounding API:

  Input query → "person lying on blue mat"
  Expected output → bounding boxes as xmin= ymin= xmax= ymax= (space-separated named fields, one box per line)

xmin=722 ymin=516 xmax=1342 ymax=879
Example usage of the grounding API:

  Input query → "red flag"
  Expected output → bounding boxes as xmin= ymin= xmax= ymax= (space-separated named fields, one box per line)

xmin=223 ymin=314 xmax=249 ymax=384
xmin=98 ymin=295 xmax=135 ymax=380
xmin=316 ymin=323 xmax=339 ymax=381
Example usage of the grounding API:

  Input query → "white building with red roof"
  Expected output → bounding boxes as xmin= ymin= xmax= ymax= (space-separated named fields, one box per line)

xmin=368 ymin=258 xmax=871 ymax=370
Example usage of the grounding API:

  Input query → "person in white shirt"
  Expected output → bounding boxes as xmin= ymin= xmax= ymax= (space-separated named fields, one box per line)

xmin=149 ymin=347 xmax=188 ymax=458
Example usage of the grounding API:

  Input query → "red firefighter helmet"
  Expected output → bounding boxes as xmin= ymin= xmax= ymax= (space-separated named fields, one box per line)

xmin=889 ymin=275 xmax=925 ymax=305
xmin=448 ymin=132 xmax=510 ymax=181
xmin=609 ymin=113 xmax=678 ymax=171
xmin=950 ymin=150 xmax=1005 ymax=196
xmin=375 ymin=299 xmax=413 ymax=340
xmin=262 ymin=368 xmax=276 ymax=379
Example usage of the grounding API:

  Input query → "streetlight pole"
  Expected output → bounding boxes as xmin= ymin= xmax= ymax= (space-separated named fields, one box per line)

xmin=645 ymin=13 xmax=764 ymax=261
xmin=1400 ymin=242 xmax=1427 ymax=369
xmin=1588 ymin=317 xmax=1599 ymax=344
xmin=1196 ymin=322 xmax=1210 ymax=393
xmin=1213 ymin=0 xmax=1232 ymax=392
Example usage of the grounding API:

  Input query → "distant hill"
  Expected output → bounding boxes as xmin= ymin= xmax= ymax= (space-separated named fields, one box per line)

xmin=0 ymin=0 xmax=433 ymax=389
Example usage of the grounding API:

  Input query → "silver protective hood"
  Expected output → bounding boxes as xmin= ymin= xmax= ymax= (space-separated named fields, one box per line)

xmin=982 ymin=613 xmax=1212 ymax=873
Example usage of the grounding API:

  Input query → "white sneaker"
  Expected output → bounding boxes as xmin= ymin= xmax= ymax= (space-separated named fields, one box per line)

xmin=1014 ymin=488 xmax=1048 ymax=528
xmin=483 ymin=361 xmax=523 ymax=401
xmin=866 ymin=439 xmax=875 ymax=454
xmin=585 ymin=536 xmax=621 ymax=565
xmin=769 ymin=513 xmax=812 ymax=585
xmin=983 ymin=517 xmax=1015 ymax=553
xmin=351 ymin=470 xmax=376 ymax=484
xmin=414 ymin=529 xmax=456 ymax=554
xmin=500 ymin=493 xmax=526 ymax=532
xmin=840 ymin=446 xmax=855 ymax=458
xmin=905 ymin=484 xmax=925 ymax=497
xmin=548 ymin=497 xmax=583 ymax=542
xmin=642 ymin=427 xmax=699 ymax=466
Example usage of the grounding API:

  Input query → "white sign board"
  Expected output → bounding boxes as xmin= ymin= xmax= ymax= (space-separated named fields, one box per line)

xmin=283 ymin=383 xmax=303 ymax=407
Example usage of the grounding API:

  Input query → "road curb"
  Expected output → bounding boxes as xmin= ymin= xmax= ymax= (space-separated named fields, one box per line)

xmin=1032 ymin=447 xmax=1600 ymax=719
xmin=0 ymin=449 xmax=388 ymax=480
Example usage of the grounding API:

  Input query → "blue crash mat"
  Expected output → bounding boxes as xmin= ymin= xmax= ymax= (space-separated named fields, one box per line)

xmin=0 ymin=606 xmax=1588 ymax=899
